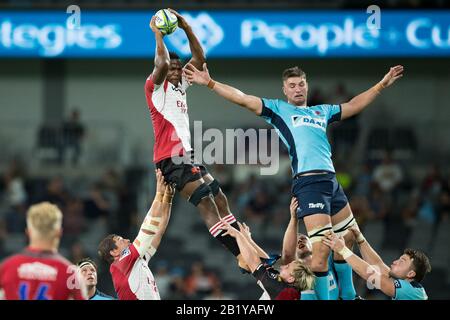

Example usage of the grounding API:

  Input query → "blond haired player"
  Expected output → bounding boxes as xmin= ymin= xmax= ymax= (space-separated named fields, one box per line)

xmin=0 ymin=202 xmax=87 ymax=300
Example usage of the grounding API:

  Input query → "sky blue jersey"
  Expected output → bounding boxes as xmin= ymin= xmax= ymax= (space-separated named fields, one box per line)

xmin=392 ymin=279 xmax=428 ymax=300
xmin=260 ymin=98 xmax=341 ymax=176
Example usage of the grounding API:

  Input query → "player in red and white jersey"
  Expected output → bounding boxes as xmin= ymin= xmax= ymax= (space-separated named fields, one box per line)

xmin=97 ymin=170 xmax=173 ymax=300
xmin=145 ymin=9 xmax=248 ymax=271
xmin=0 ymin=202 xmax=87 ymax=300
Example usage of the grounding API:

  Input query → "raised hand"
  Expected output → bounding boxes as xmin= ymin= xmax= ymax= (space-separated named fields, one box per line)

xmin=290 ymin=197 xmax=299 ymax=219
xmin=219 ymin=219 xmax=239 ymax=238
xmin=322 ymin=232 xmax=346 ymax=252
xmin=238 ymin=222 xmax=252 ymax=240
xmin=379 ymin=65 xmax=404 ymax=88
xmin=183 ymin=63 xmax=211 ymax=86
xmin=149 ymin=16 xmax=163 ymax=36
xmin=155 ymin=169 xmax=166 ymax=194
xmin=168 ymin=8 xmax=189 ymax=30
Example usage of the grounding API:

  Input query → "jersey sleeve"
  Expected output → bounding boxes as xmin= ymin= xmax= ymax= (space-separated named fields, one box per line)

xmin=260 ymin=98 xmax=281 ymax=121
xmin=322 ymin=104 xmax=342 ymax=124
xmin=145 ymin=74 xmax=166 ymax=113
xmin=252 ymin=264 xmax=299 ymax=300
xmin=112 ymin=244 xmax=140 ymax=276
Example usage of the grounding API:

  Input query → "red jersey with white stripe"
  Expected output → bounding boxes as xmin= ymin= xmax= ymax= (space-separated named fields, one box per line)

xmin=110 ymin=244 xmax=160 ymax=300
xmin=145 ymin=74 xmax=192 ymax=163
xmin=0 ymin=247 xmax=86 ymax=300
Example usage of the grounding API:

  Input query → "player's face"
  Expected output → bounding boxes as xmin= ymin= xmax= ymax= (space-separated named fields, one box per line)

xmin=167 ymin=59 xmax=183 ymax=86
xmin=390 ymin=254 xmax=415 ymax=279
xmin=112 ymin=236 xmax=130 ymax=257
xmin=279 ymin=261 xmax=296 ymax=284
xmin=282 ymin=76 xmax=308 ymax=106
xmin=297 ymin=233 xmax=312 ymax=257
xmin=80 ymin=264 xmax=97 ymax=286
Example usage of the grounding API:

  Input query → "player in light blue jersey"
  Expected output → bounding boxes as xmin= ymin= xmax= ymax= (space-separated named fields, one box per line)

xmin=281 ymin=198 xmax=356 ymax=300
xmin=323 ymin=225 xmax=431 ymax=300
xmin=184 ymin=62 xmax=404 ymax=299
xmin=77 ymin=258 xmax=115 ymax=300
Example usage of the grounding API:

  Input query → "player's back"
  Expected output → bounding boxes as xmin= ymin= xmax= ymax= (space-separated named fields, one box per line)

xmin=0 ymin=247 xmax=85 ymax=300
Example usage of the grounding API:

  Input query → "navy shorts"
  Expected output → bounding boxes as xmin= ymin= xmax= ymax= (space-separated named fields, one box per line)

xmin=292 ymin=173 xmax=348 ymax=219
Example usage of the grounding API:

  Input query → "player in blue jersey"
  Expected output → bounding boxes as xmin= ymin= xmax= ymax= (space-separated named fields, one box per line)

xmin=77 ymin=258 xmax=115 ymax=300
xmin=282 ymin=198 xmax=356 ymax=300
xmin=184 ymin=62 xmax=403 ymax=299
xmin=323 ymin=225 xmax=431 ymax=300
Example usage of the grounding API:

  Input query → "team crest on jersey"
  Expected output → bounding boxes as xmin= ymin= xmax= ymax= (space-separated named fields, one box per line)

xmin=292 ymin=115 xmax=326 ymax=131
xmin=393 ymin=279 xmax=402 ymax=288
xmin=119 ymin=247 xmax=131 ymax=261
xmin=172 ymin=85 xmax=186 ymax=96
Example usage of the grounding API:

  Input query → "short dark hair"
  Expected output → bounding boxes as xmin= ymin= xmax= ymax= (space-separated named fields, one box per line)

xmin=404 ymin=248 xmax=432 ymax=282
xmin=77 ymin=257 xmax=98 ymax=271
xmin=98 ymin=234 xmax=118 ymax=265
xmin=282 ymin=66 xmax=306 ymax=81
xmin=169 ymin=51 xmax=180 ymax=60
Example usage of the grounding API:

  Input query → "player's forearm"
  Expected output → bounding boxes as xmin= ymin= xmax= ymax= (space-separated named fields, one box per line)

xmin=210 ymin=81 xmax=261 ymax=114
xmin=150 ymin=202 xmax=171 ymax=251
xmin=358 ymin=241 xmax=390 ymax=275
xmin=281 ymin=218 xmax=297 ymax=264
xmin=235 ymin=233 xmax=261 ymax=272
xmin=341 ymin=82 xmax=384 ymax=119
xmin=183 ymin=26 xmax=205 ymax=68
xmin=247 ymin=238 xmax=270 ymax=259
xmin=340 ymin=249 xmax=374 ymax=282
xmin=154 ymin=33 xmax=170 ymax=67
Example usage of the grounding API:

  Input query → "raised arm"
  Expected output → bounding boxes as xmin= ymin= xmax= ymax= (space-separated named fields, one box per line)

xmin=323 ymin=233 xmax=395 ymax=297
xmin=340 ymin=65 xmax=404 ymax=120
xmin=220 ymin=221 xmax=261 ymax=273
xmin=239 ymin=222 xmax=270 ymax=259
xmin=133 ymin=169 xmax=169 ymax=258
xmin=281 ymin=198 xmax=299 ymax=265
xmin=184 ymin=63 xmax=263 ymax=115
xmin=168 ymin=9 xmax=205 ymax=70
xmin=149 ymin=16 xmax=170 ymax=85
xmin=349 ymin=224 xmax=390 ymax=275
xmin=149 ymin=183 xmax=174 ymax=253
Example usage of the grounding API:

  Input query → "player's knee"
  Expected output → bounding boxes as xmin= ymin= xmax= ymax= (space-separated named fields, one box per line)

xmin=188 ymin=183 xmax=213 ymax=207
xmin=332 ymin=215 xmax=356 ymax=239
xmin=307 ymin=223 xmax=332 ymax=246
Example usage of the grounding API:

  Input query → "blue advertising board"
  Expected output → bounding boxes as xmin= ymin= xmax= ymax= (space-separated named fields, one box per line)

xmin=0 ymin=10 xmax=449 ymax=58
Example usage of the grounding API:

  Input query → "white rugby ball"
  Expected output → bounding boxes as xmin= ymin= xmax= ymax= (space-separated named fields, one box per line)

xmin=154 ymin=9 xmax=178 ymax=35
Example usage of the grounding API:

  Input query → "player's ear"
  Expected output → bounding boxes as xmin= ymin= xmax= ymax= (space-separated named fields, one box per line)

xmin=407 ymin=269 xmax=416 ymax=280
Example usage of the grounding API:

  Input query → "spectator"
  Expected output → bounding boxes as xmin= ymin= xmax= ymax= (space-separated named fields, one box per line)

xmin=62 ymin=109 xmax=86 ymax=166
xmin=184 ymin=262 xmax=219 ymax=299
xmin=372 ymin=152 xmax=403 ymax=195
xmin=2 ymin=159 xmax=28 ymax=233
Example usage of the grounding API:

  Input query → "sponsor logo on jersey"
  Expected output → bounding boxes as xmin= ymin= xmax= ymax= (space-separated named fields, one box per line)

xmin=18 ymin=262 xmax=58 ymax=281
xmin=292 ymin=115 xmax=326 ymax=131
xmin=119 ymin=247 xmax=131 ymax=261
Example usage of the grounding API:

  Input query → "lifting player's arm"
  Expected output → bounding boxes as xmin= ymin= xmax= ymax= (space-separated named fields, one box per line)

xmin=281 ymin=198 xmax=299 ymax=265
xmin=348 ymin=224 xmax=391 ymax=275
xmin=340 ymin=65 xmax=404 ymax=120
xmin=323 ymin=233 xmax=396 ymax=297
xmin=133 ymin=169 xmax=172 ymax=258
xmin=168 ymin=9 xmax=205 ymax=70
xmin=149 ymin=16 xmax=170 ymax=85
xmin=238 ymin=222 xmax=270 ymax=260
xmin=220 ymin=221 xmax=262 ymax=273
xmin=183 ymin=63 xmax=263 ymax=115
